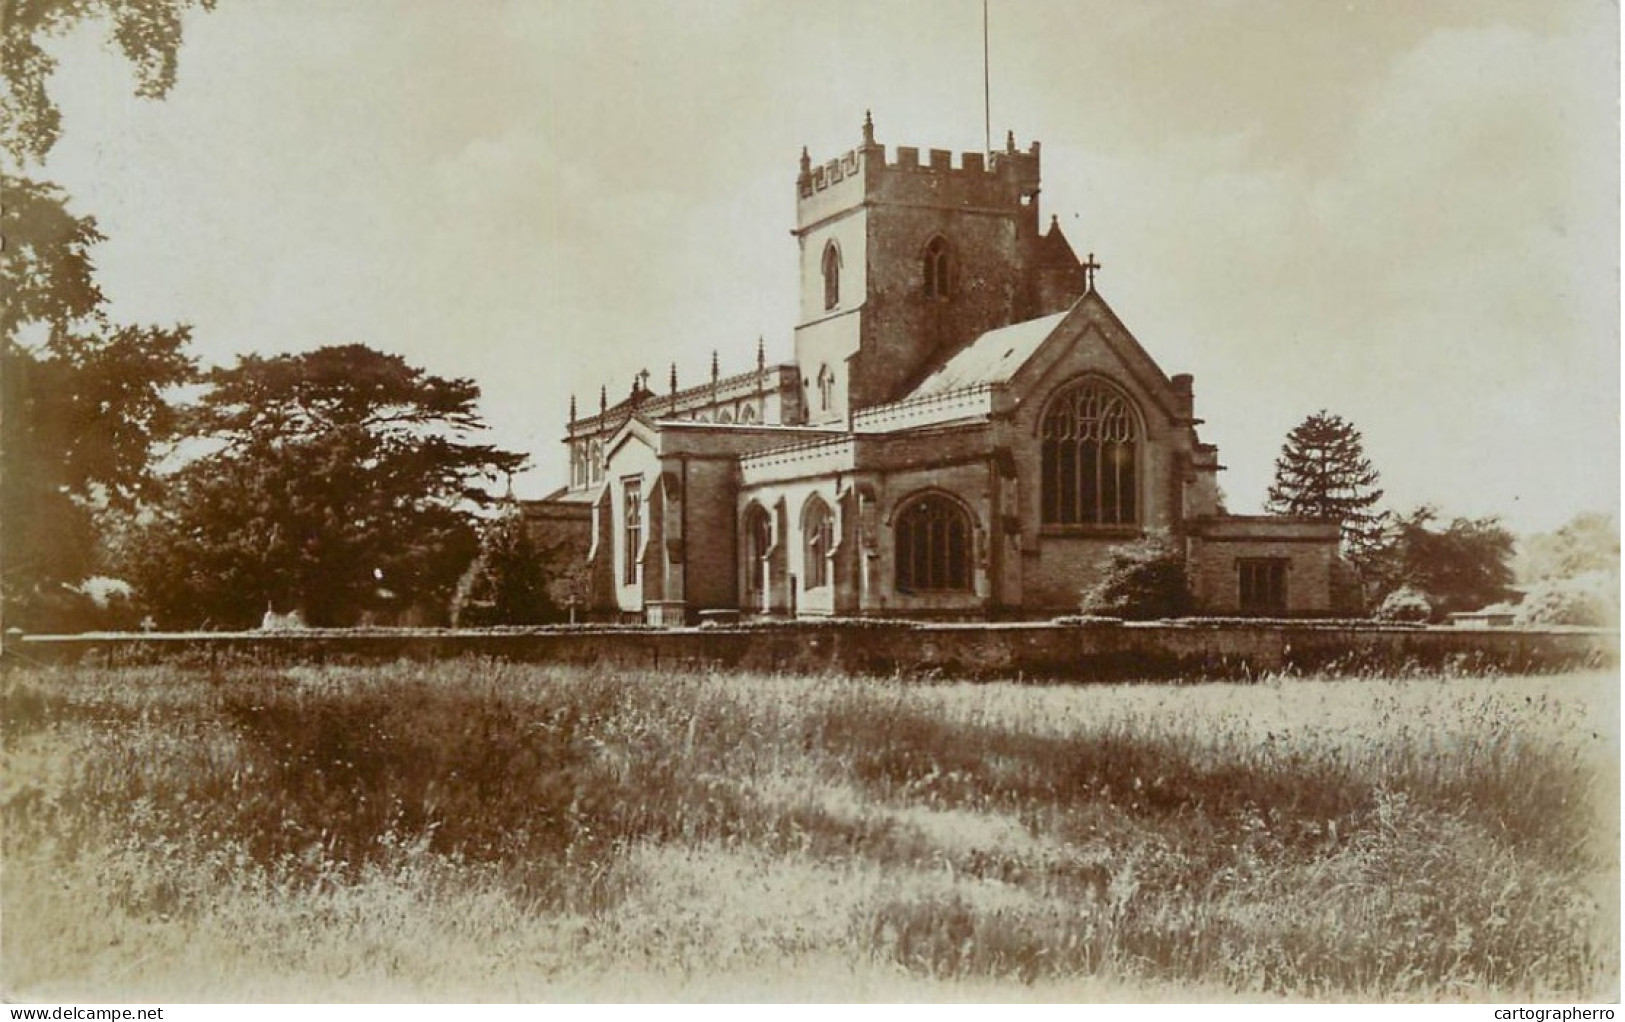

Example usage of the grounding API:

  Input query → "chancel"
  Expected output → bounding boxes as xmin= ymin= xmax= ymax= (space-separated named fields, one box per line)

xmin=532 ymin=116 xmax=1343 ymax=624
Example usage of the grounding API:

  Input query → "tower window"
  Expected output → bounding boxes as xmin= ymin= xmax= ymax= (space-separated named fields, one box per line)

xmin=923 ymin=236 xmax=952 ymax=299
xmin=1040 ymin=378 xmax=1139 ymax=526
xmin=822 ymin=242 xmax=841 ymax=310
xmin=803 ymin=495 xmax=834 ymax=590
xmin=623 ymin=478 xmax=642 ymax=586
xmin=895 ymin=493 xmax=973 ymax=593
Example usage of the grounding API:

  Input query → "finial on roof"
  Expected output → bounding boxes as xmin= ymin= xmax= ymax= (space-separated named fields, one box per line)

xmin=799 ymin=146 xmax=811 ymax=176
xmin=862 ymin=109 xmax=875 ymax=147
xmin=1006 ymin=129 xmax=1015 ymax=154
xmin=757 ymin=336 xmax=766 ymax=372
xmin=1082 ymin=251 xmax=1101 ymax=292
xmin=1050 ymin=214 xmax=1059 ymax=231
xmin=711 ymin=350 xmax=719 ymax=382
xmin=669 ymin=363 xmax=677 ymax=395
xmin=599 ymin=385 xmax=607 ymax=415
xmin=569 ymin=393 xmax=576 ymax=423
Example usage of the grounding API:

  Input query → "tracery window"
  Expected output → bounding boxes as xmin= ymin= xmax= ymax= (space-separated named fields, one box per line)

xmin=589 ymin=440 xmax=603 ymax=483
xmin=803 ymin=496 xmax=834 ymax=590
xmin=923 ymin=235 xmax=952 ymax=299
xmin=822 ymin=241 xmax=841 ymax=310
xmin=622 ymin=478 xmax=642 ymax=586
xmin=894 ymin=493 xmax=972 ymax=593
xmin=1040 ymin=379 xmax=1139 ymax=526
xmin=1238 ymin=558 xmax=1287 ymax=614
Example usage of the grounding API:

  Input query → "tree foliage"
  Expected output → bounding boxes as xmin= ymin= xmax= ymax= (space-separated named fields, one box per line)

xmin=3 ymin=0 xmax=218 ymax=166
xmin=451 ymin=504 xmax=556 ymax=627
xmin=1372 ymin=507 xmax=1517 ymax=621
xmin=125 ymin=345 xmax=526 ymax=628
xmin=1265 ymin=411 xmax=1387 ymax=567
xmin=2 ymin=179 xmax=195 ymax=628
xmin=1080 ymin=531 xmax=1192 ymax=621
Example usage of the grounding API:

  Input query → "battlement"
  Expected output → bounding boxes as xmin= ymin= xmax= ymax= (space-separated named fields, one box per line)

xmin=796 ymin=113 xmax=1041 ymax=207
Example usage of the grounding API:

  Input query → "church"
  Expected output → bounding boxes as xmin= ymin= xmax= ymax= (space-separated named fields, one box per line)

xmin=531 ymin=115 xmax=1342 ymax=624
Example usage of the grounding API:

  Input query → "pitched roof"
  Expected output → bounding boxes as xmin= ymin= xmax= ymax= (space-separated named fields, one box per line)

xmin=905 ymin=309 xmax=1070 ymax=397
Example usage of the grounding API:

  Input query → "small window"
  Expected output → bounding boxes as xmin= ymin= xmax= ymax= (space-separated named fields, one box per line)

xmin=803 ymin=496 xmax=834 ymax=590
xmin=895 ymin=494 xmax=973 ymax=593
xmin=817 ymin=364 xmax=834 ymax=412
xmin=822 ymin=242 xmax=841 ymax=310
xmin=923 ymin=236 xmax=952 ymax=299
xmin=623 ymin=479 xmax=643 ymax=586
xmin=718 ymin=409 xmax=733 ymax=424
xmin=1238 ymin=558 xmax=1288 ymax=614
xmin=739 ymin=405 xmax=758 ymax=424
xmin=743 ymin=505 xmax=772 ymax=598
xmin=589 ymin=440 xmax=603 ymax=483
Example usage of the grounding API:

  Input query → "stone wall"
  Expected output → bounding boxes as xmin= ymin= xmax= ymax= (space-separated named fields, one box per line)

xmin=13 ymin=622 xmax=1612 ymax=682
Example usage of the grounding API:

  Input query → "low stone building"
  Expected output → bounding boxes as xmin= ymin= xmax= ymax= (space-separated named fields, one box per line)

xmin=531 ymin=115 xmax=1340 ymax=624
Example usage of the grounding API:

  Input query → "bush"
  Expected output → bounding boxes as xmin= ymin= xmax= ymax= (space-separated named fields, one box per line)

xmin=1515 ymin=574 xmax=1617 ymax=628
xmin=1374 ymin=585 xmax=1432 ymax=623
xmin=1080 ymin=533 xmax=1192 ymax=621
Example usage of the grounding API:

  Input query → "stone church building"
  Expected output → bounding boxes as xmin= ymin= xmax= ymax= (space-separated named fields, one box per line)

xmin=532 ymin=116 xmax=1340 ymax=624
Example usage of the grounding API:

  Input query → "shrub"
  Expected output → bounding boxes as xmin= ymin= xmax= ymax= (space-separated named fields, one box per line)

xmin=1515 ymin=574 xmax=1617 ymax=628
xmin=1374 ymin=585 xmax=1432 ymax=623
xmin=1080 ymin=532 xmax=1192 ymax=621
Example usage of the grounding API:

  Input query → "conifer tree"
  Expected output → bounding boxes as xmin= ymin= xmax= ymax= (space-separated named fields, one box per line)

xmin=1265 ymin=411 xmax=1387 ymax=566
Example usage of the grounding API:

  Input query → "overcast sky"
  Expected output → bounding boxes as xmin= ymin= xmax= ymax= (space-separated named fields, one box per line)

xmin=29 ymin=0 xmax=1619 ymax=533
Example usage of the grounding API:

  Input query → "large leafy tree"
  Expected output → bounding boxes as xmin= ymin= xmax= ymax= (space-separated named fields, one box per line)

xmin=3 ymin=1 xmax=217 ymax=628
xmin=1374 ymin=507 xmax=1517 ymax=620
xmin=126 ymin=345 xmax=526 ymax=628
xmin=1265 ymin=410 xmax=1387 ymax=568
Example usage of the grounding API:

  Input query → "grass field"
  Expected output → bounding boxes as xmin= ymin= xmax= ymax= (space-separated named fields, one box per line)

xmin=2 ymin=660 xmax=1617 ymax=1001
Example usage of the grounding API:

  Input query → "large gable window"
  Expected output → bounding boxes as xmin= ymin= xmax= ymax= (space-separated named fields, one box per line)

xmin=1040 ymin=378 xmax=1139 ymax=526
xmin=822 ymin=241 xmax=841 ymax=310
xmin=895 ymin=493 xmax=972 ymax=593
xmin=923 ymin=235 xmax=952 ymax=299
xmin=803 ymin=495 xmax=834 ymax=590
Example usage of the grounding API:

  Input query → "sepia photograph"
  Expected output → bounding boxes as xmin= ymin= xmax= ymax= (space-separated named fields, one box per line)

xmin=1 ymin=0 xmax=1619 ymax=1006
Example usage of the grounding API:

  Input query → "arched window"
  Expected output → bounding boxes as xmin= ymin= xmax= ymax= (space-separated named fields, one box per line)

xmin=894 ymin=493 xmax=973 ymax=593
xmin=718 ymin=408 xmax=733 ymax=423
xmin=739 ymin=405 xmax=758 ymax=424
xmin=1040 ymin=378 xmax=1139 ymax=525
xmin=816 ymin=364 xmax=834 ymax=412
xmin=822 ymin=241 xmax=841 ymax=310
xmin=743 ymin=504 xmax=772 ymax=599
xmin=589 ymin=440 xmax=603 ymax=483
xmin=802 ymin=495 xmax=834 ymax=590
xmin=923 ymin=236 xmax=952 ymax=299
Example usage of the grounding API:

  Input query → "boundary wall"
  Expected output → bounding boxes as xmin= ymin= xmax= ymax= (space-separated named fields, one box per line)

xmin=6 ymin=622 xmax=1614 ymax=681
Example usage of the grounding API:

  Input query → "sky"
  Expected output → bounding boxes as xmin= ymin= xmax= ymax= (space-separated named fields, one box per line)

xmin=25 ymin=0 xmax=1620 ymax=534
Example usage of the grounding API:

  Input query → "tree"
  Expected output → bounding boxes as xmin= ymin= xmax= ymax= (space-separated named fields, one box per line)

xmin=1266 ymin=410 xmax=1387 ymax=568
xmin=1375 ymin=507 xmax=1517 ymax=621
xmin=125 ymin=345 xmax=526 ymax=628
xmin=1080 ymin=531 xmax=1192 ymax=621
xmin=451 ymin=503 xmax=556 ymax=627
xmin=2 ymin=178 xmax=196 ymax=628
xmin=3 ymin=0 xmax=218 ymax=166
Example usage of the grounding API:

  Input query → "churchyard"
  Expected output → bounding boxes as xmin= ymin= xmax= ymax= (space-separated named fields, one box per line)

xmin=3 ymin=658 xmax=1615 ymax=1001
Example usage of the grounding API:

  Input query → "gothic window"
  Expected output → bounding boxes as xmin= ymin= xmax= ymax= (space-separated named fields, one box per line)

xmin=743 ymin=504 xmax=772 ymax=598
xmin=623 ymin=478 xmax=642 ymax=586
xmin=822 ymin=241 xmax=841 ymax=310
xmin=1040 ymin=378 xmax=1139 ymax=526
xmin=894 ymin=493 xmax=972 ymax=593
xmin=803 ymin=495 xmax=834 ymax=590
xmin=739 ymin=405 xmax=758 ymax=424
xmin=923 ymin=235 xmax=952 ymax=299
xmin=816 ymin=364 xmax=834 ymax=412
xmin=1238 ymin=558 xmax=1288 ymax=614
xmin=718 ymin=408 xmax=733 ymax=423
xmin=589 ymin=440 xmax=603 ymax=483
xmin=570 ymin=444 xmax=585 ymax=487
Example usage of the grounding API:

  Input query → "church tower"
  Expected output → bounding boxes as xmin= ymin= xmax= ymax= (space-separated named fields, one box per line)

xmin=792 ymin=113 xmax=1084 ymax=426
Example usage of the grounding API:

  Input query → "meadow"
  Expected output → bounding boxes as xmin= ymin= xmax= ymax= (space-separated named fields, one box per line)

xmin=1 ymin=659 xmax=1617 ymax=1002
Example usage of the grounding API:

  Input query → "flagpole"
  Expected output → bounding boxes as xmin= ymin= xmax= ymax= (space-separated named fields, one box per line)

xmin=982 ymin=0 xmax=991 ymax=156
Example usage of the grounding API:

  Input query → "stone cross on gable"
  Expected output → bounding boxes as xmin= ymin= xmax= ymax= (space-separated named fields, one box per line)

xmin=1082 ymin=252 xmax=1101 ymax=292
xmin=637 ymin=368 xmax=651 ymax=391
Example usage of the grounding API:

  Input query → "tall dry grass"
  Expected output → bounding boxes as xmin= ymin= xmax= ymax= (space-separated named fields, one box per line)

xmin=2 ymin=659 xmax=1616 ymax=1000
